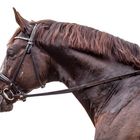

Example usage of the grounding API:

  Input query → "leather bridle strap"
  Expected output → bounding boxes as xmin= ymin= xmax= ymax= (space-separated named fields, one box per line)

xmin=0 ymin=73 xmax=12 ymax=85
xmin=30 ymin=50 xmax=45 ymax=88
xmin=11 ymin=45 xmax=29 ymax=83
xmin=1 ymin=23 xmax=140 ymax=102
xmin=12 ymin=24 xmax=38 ymax=82
xmin=14 ymin=24 xmax=45 ymax=88
xmin=0 ymin=24 xmax=45 ymax=102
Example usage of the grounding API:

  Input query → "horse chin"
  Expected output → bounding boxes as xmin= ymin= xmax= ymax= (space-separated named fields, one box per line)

xmin=0 ymin=95 xmax=13 ymax=112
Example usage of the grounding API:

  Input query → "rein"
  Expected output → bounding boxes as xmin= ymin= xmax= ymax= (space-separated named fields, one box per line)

xmin=0 ymin=24 xmax=140 ymax=103
xmin=18 ymin=70 xmax=140 ymax=100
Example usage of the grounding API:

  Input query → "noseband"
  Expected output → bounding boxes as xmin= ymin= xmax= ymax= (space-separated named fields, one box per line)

xmin=0 ymin=24 xmax=45 ymax=103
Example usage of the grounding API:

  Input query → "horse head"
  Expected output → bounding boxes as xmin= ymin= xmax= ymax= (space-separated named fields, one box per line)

xmin=0 ymin=8 xmax=52 ymax=111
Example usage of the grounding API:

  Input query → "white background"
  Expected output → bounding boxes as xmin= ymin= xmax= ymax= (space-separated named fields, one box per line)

xmin=0 ymin=0 xmax=140 ymax=140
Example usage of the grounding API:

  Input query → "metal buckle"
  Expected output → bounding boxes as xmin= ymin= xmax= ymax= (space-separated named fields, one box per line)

xmin=3 ymin=88 xmax=14 ymax=101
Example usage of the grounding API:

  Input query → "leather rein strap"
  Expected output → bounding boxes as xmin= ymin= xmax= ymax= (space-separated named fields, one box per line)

xmin=19 ymin=70 xmax=140 ymax=100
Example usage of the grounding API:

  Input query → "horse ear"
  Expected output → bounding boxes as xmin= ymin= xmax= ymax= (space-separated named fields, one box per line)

xmin=13 ymin=8 xmax=31 ymax=34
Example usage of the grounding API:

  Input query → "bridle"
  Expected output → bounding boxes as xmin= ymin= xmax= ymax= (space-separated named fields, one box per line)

xmin=0 ymin=24 xmax=45 ymax=103
xmin=14 ymin=24 xmax=45 ymax=88
xmin=0 ymin=24 xmax=140 ymax=104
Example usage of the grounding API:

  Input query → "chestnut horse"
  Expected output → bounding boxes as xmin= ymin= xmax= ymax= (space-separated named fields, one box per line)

xmin=0 ymin=9 xmax=140 ymax=139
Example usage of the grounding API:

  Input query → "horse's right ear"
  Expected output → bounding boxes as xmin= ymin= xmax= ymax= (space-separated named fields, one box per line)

xmin=13 ymin=7 xmax=31 ymax=34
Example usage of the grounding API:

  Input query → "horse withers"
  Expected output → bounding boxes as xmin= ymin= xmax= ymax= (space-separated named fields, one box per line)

xmin=0 ymin=8 xmax=140 ymax=139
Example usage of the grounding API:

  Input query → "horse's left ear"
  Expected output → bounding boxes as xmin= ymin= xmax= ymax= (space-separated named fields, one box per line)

xmin=13 ymin=7 xmax=31 ymax=34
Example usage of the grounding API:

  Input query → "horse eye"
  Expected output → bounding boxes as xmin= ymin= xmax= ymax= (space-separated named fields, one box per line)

xmin=7 ymin=49 xmax=15 ymax=57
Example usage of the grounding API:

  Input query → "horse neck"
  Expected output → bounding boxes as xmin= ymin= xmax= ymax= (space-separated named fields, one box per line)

xmin=46 ymin=47 xmax=135 ymax=124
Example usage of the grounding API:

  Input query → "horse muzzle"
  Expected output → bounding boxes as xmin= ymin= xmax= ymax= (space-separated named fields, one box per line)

xmin=0 ymin=95 xmax=13 ymax=112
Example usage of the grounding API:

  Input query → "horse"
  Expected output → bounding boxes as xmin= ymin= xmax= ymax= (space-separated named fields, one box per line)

xmin=0 ymin=8 xmax=140 ymax=139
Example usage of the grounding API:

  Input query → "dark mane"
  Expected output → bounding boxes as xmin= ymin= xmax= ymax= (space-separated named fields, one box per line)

xmin=36 ymin=20 xmax=140 ymax=69
xmin=9 ymin=20 xmax=140 ymax=69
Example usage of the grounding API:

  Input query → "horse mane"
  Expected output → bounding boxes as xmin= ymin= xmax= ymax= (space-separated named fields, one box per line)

xmin=9 ymin=20 xmax=140 ymax=69
xmin=35 ymin=20 xmax=140 ymax=69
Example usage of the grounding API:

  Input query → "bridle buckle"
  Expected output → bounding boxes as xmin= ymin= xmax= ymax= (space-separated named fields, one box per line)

xmin=3 ymin=88 xmax=15 ymax=101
